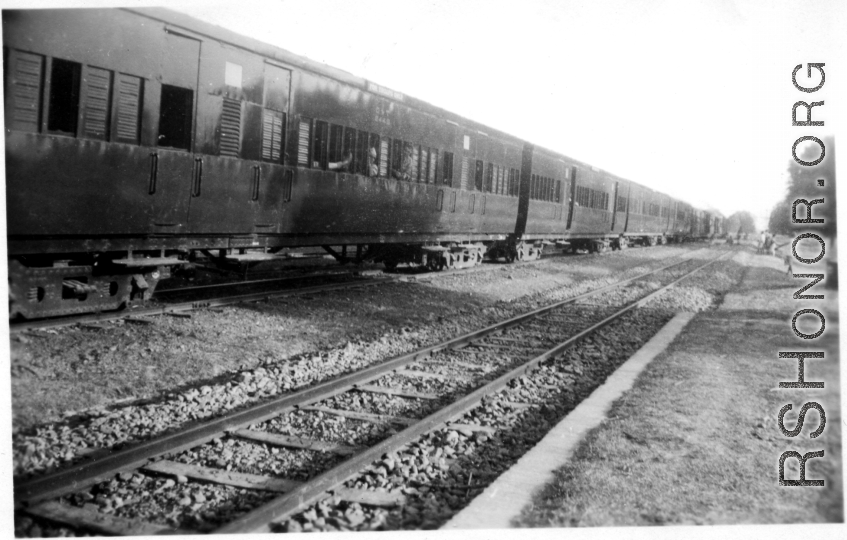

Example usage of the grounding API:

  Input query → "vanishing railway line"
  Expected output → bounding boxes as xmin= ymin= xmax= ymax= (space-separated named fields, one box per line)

xmin=15 ymin=248 xmax=731 ymax=535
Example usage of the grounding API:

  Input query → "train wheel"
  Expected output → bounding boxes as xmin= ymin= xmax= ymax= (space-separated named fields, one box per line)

xmin=384 ymin=260 xmax=398 ymax=271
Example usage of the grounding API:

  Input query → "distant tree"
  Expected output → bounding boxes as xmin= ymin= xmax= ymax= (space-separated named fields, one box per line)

xmin=768 ymin=200 xmax=792 ymax=236
xmin=767 ymin=136 xmax=836 ymax=238
xmin=726 ymin=211 xmax=757 ymax=235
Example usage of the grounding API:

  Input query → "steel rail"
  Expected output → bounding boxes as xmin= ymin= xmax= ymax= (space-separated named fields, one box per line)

xmin=10 ymin=245 xmax=703 ymax=332
xmin=13 ymin=253 xmax=706 ymax=506
xmin=215 ymin=250 xmax=733 ymax=534
xmin=154 ymin=268 xmax=355 ymax=295
xmin=9 ymin=276 xmax=392 ymax=333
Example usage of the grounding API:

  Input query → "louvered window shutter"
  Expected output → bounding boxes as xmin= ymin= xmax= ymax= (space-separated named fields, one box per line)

xmin=9 ymin=51 xmax=44 ymax=132
xmin=262 ymin=110 xmax=284 ymax=161
xmin=219 ymin=97 xmax=241 ymax=157
xmin=297 ymin=118 xmax=311 ymax=166
xmin=83 ymin=67 xmax=112 ymax=140
xmin=379 ymin=139 xmax=389 ymax=177
xmin=115 ymin=74 xmax=142 ymax=143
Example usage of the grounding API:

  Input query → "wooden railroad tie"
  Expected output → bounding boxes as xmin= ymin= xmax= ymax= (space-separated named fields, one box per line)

xmin=300 ymin=406 xmax=417 ymax=426
xmin=143 ymin=460 xmax=406 ymax=508
xmin=143 ymin=460 xmax=301 ymax=493
xmin=354 ymin=384 xmax=439 ymax=400
xmin=395 ymin=368 xmax=475 ymax=383
xmin=25 ymin=500 xmax=191 ymax=536
xmin=233 ymin=429 xmax=363 ymax=456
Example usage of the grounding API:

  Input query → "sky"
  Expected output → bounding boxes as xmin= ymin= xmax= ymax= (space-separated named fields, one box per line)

xmin=2 ymin=0 xmax=845 ymax=227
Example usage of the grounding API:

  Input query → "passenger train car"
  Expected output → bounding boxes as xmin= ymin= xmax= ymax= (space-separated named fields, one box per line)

xmin=4 ymin=8 xmax=718 ymax=319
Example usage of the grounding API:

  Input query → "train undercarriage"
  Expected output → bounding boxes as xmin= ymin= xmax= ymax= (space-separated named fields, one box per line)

xmin=8 ymin=233 xmax=671 ymax=320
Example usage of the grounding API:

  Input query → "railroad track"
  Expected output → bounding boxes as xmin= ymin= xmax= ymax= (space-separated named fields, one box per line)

xmin=10 ymin=244 xmax=701 ymax=332
xmin=15 ymin=248 xmax=732 ymax=535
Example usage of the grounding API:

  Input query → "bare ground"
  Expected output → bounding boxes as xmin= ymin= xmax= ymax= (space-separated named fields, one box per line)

xmin=515 ymin=249 xmax=843 ymax=526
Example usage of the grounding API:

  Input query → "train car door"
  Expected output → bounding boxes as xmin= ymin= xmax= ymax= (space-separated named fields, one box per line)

xmin=565 ymin=166 xmax=577 ymax=230
xmin=148 ymin=28 xmax=201 ymax=233
xmin=610 ymin=181 xmax=619 ymax=231
xmin=513 ymin=143 xmax=533 ymax=237
xmin=186 ymin=61 xmax=292 ymax=235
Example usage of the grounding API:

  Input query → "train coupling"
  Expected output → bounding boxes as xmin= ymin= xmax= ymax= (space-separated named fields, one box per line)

xmin=62 ymin=279 xmax=99 ymax=298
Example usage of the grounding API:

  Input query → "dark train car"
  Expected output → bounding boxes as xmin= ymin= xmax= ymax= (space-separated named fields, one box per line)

xmin=4 ymin=7 xmax=718 ymax=319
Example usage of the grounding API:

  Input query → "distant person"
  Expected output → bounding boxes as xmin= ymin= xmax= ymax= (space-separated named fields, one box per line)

xmin=328 ymin=151 xmax=352 ymax=172
xmin=368 ymin=147 xmax=379 ymax=176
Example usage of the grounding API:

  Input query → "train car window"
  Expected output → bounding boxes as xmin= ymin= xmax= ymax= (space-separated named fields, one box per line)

xmin=355 ymin=130 xmax=369 ymax=175
xmin=546 ymin=178 xmax=553 ymax=201
xmin=556 ymin=180 xmax=562 ymax=202
xmin=443 ymin=151 xmax=454 ymax=186
xmin=391 ymin=139 xmax=403 ymax=179
xmin=219 ymin=97 xmax=242 ymax=157
xmin=484 ymin=163 xmax=493 ymax=192
xmin=8 ymin=50 xmax=44 ymax=133
xmin=508 ymin=168 xmax=517 ymax=196
xmin=47 ymin=58 xmax=82 ymax=135
xmin=428 ymin=150 xmax=438 ymax=184
xmin=115 ymin=74 xmax=143 ymax=144
xmin=262 ymin=65 xmax=290 ymax=163
xmin=367 ymin=133 xmax=380 ymax=177
xmin=341 ymin=128 xmax=355 ymax=171
xmin=81 ymin=66 xmax=112 ymax=141
xmin=410 ymin=145 xmax=420 ymax=181
xmin=328 ymin=125 xmax=343 ymax=163
xmin=297 ymin=117 xmax=312 ymax=166
xmin=420 ymin=148 xmax=429 ymax=183
xmin=261 ymin=110 xmax=285 ymax=162
xmin=379 ymin=137 xmax=390 ymax=177
xmin=311 ymin=120 xmax=329 ymax=169
xmin=460 ymin=157 xmax=469 ymax=189
xmin=497 ymin=165 xmax=502 ymax=193
xmin=225 ymin=62 xmax=242 ymax=88
xmin=158 ymin=84 xmax=193 ymax=151
xmin=474 ymin=160 xmax=484 ymax=191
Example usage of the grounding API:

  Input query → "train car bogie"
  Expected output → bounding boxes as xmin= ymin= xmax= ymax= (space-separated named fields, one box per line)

xmin=7 ymin=257 xmax=173 ymax=319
